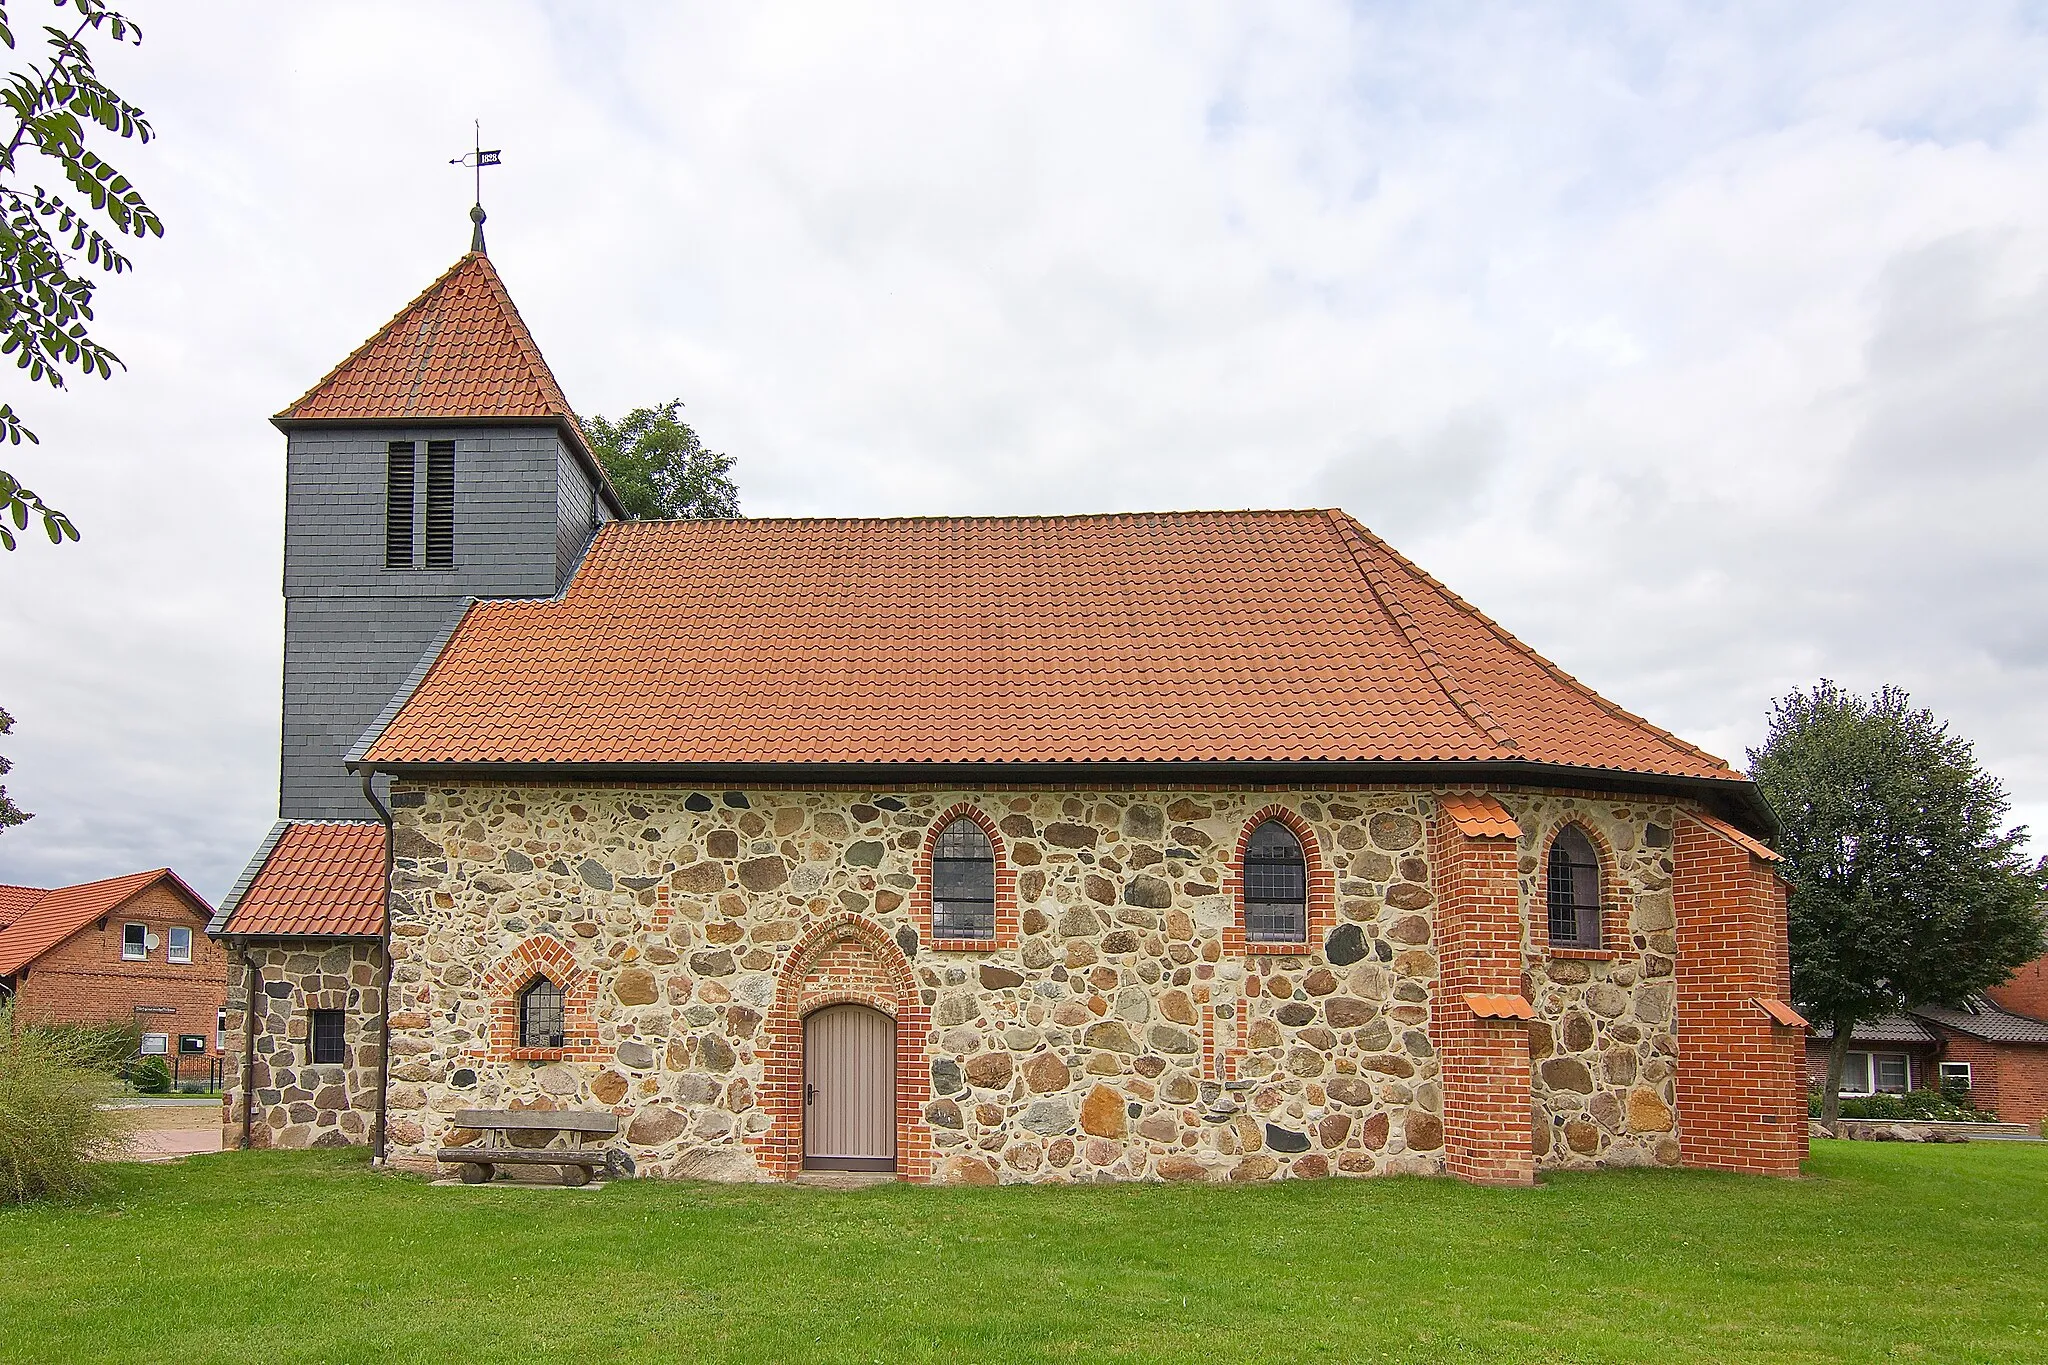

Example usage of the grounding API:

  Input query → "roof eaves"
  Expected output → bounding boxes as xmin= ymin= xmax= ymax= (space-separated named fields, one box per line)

xmin=209 ymin=822 xmax=291 ymax=936
xmin=346 ymin=598 xmax=480 ymax=768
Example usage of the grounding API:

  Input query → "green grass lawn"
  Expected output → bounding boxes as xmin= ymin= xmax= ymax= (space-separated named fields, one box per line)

xmin=3 ymin=1142 xmax=2044 ymax=1364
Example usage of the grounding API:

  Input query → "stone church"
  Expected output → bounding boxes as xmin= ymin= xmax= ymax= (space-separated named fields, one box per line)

xmin=211 ymin=231 xmax=1807 ymax=1186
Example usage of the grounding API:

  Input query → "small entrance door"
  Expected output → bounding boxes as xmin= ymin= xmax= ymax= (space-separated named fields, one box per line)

xmin=803 ymin=1003 xmax=896 ymax=1171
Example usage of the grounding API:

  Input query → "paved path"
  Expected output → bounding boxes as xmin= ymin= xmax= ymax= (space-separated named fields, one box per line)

xmin=106 ymin=1101 xmax=223 ymax=1162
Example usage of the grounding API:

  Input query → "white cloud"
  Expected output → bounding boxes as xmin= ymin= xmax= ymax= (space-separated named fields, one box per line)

xmin=2 ymin=0 xmax=2044 ymax=898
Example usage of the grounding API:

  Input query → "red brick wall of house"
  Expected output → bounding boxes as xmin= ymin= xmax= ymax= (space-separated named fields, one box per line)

xmin=1672 ymin=818 xmax=1806 ymax=1176
xmin=9 ymin=881 xmax=227 ymax=1075
xmin=1986 ymin=953 xmax=2048 ymax=1024
xmin=1938 ymin=1036 xmax=2048 ymax=1127
xmin=1429 ymin=804 xmax=1533 ymax=1187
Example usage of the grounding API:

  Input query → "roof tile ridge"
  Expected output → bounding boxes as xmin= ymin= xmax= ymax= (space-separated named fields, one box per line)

xmin=274 ymin=252 xmax=480 ymax=421
xmin=468 ymin=253 xmax=575 ymax=418
xmin=1337 ymin=512 xmax=1740 ymax=778
xmin=1322 ymin=509 xmax=1517 ymax=753
xmin=616 ymin=508 xmax=1330 ymax=529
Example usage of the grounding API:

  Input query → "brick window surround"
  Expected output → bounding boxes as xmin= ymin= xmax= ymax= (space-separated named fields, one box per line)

xmin=1528 ymin=817 xmax=1628 ymax=962
xmin=749 ymin=912 xmax=933 ymax=1182
xmin=1222 ymin=805 xmax=1334 ymax=957
xmin=912 ymin=804 xmax=1019 ymax=952
xmin=481 ymin=936 xmax=599 ymax=1064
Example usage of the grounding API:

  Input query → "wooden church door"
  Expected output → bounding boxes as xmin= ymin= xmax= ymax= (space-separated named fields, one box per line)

xmin=803 ymin=1004 xmax=896 ymax=1171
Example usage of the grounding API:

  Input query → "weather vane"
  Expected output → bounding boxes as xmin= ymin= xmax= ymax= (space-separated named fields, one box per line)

xmin=449 ymin=120 xmax=502 ymax=254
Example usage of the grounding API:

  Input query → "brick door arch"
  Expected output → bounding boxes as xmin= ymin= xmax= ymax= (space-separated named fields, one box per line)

xmin=748 ymin=912 xmax=932 ymax=1181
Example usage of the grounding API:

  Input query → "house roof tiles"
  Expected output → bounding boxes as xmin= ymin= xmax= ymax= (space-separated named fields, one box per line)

xmin=361 ymin=510 xmax=1752 ymax=798
xmin=1441 ymin=792 xmax=1522 ymax=839
xmin=1913 ymin=998 xmax=2048 ymax=1045
xmin=210 ymin=822 xmax=386 ymax=939
xmin=0 ymin=870 xmax=211 ymax=976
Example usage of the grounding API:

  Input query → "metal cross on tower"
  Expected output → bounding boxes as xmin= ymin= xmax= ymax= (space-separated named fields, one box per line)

xmin=449 ymin=121 xmax=503 ymax=254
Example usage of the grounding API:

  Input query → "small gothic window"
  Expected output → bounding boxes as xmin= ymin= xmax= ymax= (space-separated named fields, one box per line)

xmin=932 ymin=817 xmax=996 ymax=940
xmin=1244 ymin=820 xmax=1308 ymax=943
xmin=309 ymin=1009 xmax=346 ymax=1065
xmin=1547 ymin=825 xmax=1602 ymax=949
xmin=520 ymin=977 xmax=565 ymax=1049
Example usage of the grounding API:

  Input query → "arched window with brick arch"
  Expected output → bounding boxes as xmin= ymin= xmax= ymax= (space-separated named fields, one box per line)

xmin=1546 ymin=824 xmax=1602 ymax=950
xmin=914 ymin=805 xmax=1017 ymax=950
xmin=519 ymin=976 xmax=565 ymax=1050
xmin=1225 ymin=806 xmax=1334 ymax=956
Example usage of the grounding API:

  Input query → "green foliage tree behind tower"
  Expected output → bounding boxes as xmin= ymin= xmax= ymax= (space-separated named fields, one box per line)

xmin=1749 ymin=682 xmax=2046 ymax=1132
xmin=581 ymin=399 xmax=738 ymax=522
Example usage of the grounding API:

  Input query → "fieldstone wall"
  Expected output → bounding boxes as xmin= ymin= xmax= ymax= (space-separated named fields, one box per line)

xmin=377 ymin=782 xmax=1686 ymax=1183
xmin=1513 ymin=796 xmax=1682 ymax=1168
xmin=220 ymin=940 xmax=385 ymax=1149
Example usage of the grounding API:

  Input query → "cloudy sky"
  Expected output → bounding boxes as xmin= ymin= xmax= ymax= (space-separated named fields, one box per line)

xmin=1 ymin=1 xmax=2044 ymax=901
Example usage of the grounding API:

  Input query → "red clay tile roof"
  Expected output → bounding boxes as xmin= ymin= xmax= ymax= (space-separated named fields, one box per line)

xmin=1689 ymin=812 xmax=1782 ymax=862
xmin=1754 ymin=998 xmax=1809 ymax=1029
xmin=1467 ymin=993 xmax=1536 ymax=1020
xmin=277 ymin=252 xmax=576 ymax=425
xmin=362 ymin=510 xmax=1747 ymax=787
xmin=214 ymin=822 xmax=386 ymax=939
xmin=0 ymin=870 xmax=211 ymax=976
xmin=0 ymin=883 xmax=46 ymax=930
xmin=1440 ymin=793 xmax=1522 ymax=839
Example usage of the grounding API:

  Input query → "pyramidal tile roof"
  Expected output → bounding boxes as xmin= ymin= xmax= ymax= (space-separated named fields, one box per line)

xmin=211 ymin=822 xmax=386 ymax=939
xmin=361 ymin=509 xmax=1750 ymax=797
xmin=0 ymin=869 xmax=211 ymax=976
xmin=277 ymin=252 xmax=576 ymax=426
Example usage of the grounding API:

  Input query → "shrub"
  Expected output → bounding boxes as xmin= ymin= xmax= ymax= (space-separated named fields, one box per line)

xmin=0 ymin=1004 xmax=134 ymax=1204
xmin=128 ymin=1055 xmax=173 ymax=1095
xmin=1806 ymin=1088 xmax=1999 ymax=1123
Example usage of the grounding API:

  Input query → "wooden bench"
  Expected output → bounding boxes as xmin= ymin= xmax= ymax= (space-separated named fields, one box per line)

xmin=436 ymin=1109 xmax=622 ymax=1187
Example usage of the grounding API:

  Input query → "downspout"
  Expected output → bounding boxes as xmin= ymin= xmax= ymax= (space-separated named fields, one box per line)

xmin=362 ymin=769 xmax=396 ymax=1164
xmin=238 ymin=943 xmax=260 ymax=1150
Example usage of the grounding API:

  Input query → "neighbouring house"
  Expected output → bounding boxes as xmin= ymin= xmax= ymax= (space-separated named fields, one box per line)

xmin=212 ymin=226 xmax=1808 ymax=1187
xmin=1806 ymin=985 xmax=2048 ymax=1127
xmin=0 ymin=869 xmax=226 ymax=1080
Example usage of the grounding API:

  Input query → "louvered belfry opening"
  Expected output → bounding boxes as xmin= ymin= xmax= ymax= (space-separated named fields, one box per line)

xmin=384 ymin=441 xmax=415 ymax=568
xmin=424 ymin=440 xmax=455 ymax=568
xmin=932 ymin=816 xmax=996 ymax=939
xmin=1547 ymin=824 xmax=1602 ymax=948
xmin=1244 ymin=819 xmax=1308 ymax=942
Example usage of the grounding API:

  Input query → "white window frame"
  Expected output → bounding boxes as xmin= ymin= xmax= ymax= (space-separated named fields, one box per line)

xmin=1939 ymin=1061 xmax=1972 ymax=1092
xmin=122 ymin=922 xmax=148 ymax=960
xmin=167 ymin=926 xmax=192 ymax=964
xmin=217 ymin=1007 xmax=227 ymax=1052
xmin=138 ymin=1032 xmax=169 ymax=1055
xmin=1840 ymin=1050 xmax=1911 ymax=1096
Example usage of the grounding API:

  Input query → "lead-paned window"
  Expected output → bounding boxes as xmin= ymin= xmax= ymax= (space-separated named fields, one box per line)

xmin=385 ymin=441 xmax=416 ymax=568
xmin=520 ymin=978 xmax=565 ymax=1049
xmin=309 ymin=1008 xmax=346 ymax=1065
xmin=1244 ymin=820 xmax=1307 ymax=943
xmin=932 ymin=817 xmax=996 ymax=940
xmin=1546 ymin=825 xmax=1601 ymax=949
xmin=424 ymin=440 xmax=455 ymax=567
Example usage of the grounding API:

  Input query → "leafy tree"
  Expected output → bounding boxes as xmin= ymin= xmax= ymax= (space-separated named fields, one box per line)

xmin=1 ymin=0 xmax=163 ymax=549
xmin=0 ymin=705 xmax=26 ymax=832
xmin=581 ymin=399 xmax=738 ymax=521
xmin=1750 ymin=682 xmax=2047 ymax=1133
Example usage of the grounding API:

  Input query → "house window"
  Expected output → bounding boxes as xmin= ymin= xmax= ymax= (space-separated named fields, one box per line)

xmin=1244 ymin=820 xmax=1308 ymax=943
xmin=424 ymin=440 xmax=455 ymax=567
xmin=520 ymin=978 xmax=565 ymax=1049
xmin=1546 ymin=825 xmax=1601 ymax=949
xmin=138 ymin=1032 xmax=168 ymax=1055
xmin=1939 ymin=1061 xmax=1973 ymax=1097
xmin=122 ymin=922 xmax=148 ymax=960
xmin=167 ymin=926 xmax=192 ymax=964
xmin=931 ymin=817 xmax=996 ymax=940
xmin=178 ymin=1034 xmax=206 ymax=1055
xmin=386 ymin=441 xmax=416 ymax=568
xmin=217 ymin=1007 xmax=227 ymax=1052
xmin=309 ymin=1008 xmax=346 ymax=1065
xmin=1841 ymin=1051 xmax=1911 ymax=1095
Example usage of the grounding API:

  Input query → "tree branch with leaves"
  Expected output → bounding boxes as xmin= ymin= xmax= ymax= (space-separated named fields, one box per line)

xmin=581 ymin=399 xmax=739 ymax=521
xmin=0 ymin=0 xmax=161 ymax=549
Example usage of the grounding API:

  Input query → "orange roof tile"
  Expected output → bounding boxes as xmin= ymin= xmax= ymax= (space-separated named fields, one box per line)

xmin=1440 ymin=792 xmax=1522 ymax=839
xmin=0 ymin=870 xmax=211 ymax=976
xmin=1466 ymin=993 xmax=1536 ymax=1020
xmin=277 ymin=252 xmax=577 ymax=426
xmin=1753 ymin=997 xmax=1809 ymax=1029
xmin=0 ymin=883 xmax=46 ymax=930
xmin=361 ymin=510 xmax=1750 ymax=792
xmin=1689 ymin=812 xmax=1782 ymax=862
xmin=213 ymin=822 xmax=386 ymax=939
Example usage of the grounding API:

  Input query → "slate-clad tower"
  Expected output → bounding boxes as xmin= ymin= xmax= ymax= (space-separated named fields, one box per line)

xmin=270 ymin=251 xmax=624 ymax=818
